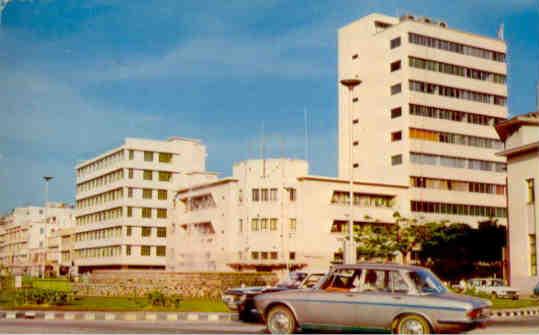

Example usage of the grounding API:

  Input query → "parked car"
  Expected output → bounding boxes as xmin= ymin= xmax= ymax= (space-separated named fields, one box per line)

xmin=222 ymin=272 xmax=325 ymax=321
xmin=534 ymin=281 xmax=539 ymax=296
xmin=255 ymin=263 xmax=491 ymax=334
xmin=467 ymin=278 xmax=519 ymax=300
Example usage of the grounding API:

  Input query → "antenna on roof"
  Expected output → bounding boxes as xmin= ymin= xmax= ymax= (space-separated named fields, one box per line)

xmin=497 ymin=23 xmax=504 ymax=41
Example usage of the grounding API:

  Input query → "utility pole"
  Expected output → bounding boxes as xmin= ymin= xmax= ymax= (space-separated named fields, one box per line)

xmin=42 ymin=176 xmax=53 ymax=278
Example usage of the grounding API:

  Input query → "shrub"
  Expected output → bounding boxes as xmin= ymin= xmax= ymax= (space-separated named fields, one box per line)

xmin=15 ymin=288 xmax=74 ymax=306
xmin=146 ymin=290 xmax=182 ymax=308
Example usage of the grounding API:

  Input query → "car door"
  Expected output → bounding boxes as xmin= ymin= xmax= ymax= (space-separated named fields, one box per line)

xmin=300 ymin=269 xmax=363 ymax=328
xmin=353 ymin=269 xmax=411 ymax=329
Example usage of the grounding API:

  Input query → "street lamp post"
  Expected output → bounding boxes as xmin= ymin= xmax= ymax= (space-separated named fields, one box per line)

xmin=42 ymin=176 xmax=53 ymax=278
xmin=339 ymin=78 xmax=362 ymax=265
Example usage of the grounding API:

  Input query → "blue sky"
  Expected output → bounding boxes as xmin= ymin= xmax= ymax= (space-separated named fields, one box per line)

xmin=0 ymin=0 xmax=538 ymax=213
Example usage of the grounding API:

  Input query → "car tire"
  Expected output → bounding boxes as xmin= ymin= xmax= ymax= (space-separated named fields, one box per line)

xmin=395 ymin=314 xmax=432 ymax=335
xmin=266 ymin=305 xmax=296 ymax=334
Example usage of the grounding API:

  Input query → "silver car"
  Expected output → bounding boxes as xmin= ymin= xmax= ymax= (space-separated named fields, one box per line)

xmin=254 ymin=263 xmax=491 ymax=334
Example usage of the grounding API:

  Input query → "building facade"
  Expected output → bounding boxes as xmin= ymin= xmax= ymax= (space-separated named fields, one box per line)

xmin=167 ymin=158 xmax=409 ymax=274
xmin=74 ymin=137 xmax=216 ymax=273
xmin=496 ymin=111 xmax=539 ymax=292
xmin=0 ymin=203 xmax=74 ymax=276
xmin=338 ymin=13 xmax=508 ymax=227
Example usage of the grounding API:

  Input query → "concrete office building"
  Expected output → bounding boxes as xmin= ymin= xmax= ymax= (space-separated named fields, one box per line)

xmin=167 ymin=158 xmax=409 ymax=273
xmin=74 ymin=137 xmax=216 ymax=273
xmin=0 ymin=203 xmax=74 ymax=276
xmin=496 ymin=111 xmax=539 ymax=292
xmin=338 ymin=13 xmax=508 ymax=227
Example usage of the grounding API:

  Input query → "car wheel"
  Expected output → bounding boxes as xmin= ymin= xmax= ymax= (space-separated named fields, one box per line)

xmin=395 ymin=314 xmax=432 ymax=335
xmin=266 ymin=305 xmax=296 ymax=334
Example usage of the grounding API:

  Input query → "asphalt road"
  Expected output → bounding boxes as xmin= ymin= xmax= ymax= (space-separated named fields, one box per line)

xmin=0 ymin=318 xmax=537 ymax=334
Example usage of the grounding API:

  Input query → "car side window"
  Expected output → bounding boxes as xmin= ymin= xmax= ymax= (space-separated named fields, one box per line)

xmin=323 ymin=269 xmax=361 ymax=292
xmin=361 ymin=269 xmax=388 ymax=292
xmin=389 ymin=271 xmax=409 ymax=293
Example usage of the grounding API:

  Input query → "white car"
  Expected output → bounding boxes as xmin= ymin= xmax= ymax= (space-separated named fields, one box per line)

xmin=467 ymin=278 xmax=519 ymax=300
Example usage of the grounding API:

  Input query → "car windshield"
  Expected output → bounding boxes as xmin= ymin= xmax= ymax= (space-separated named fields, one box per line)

xmin=409 ymin=269 xmax=447 ymax=294
xmin=491 ymin=279 xmax=504 ymax=286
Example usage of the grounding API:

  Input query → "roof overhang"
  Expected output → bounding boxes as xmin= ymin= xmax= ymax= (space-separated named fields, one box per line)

xmin=496 ymin=141 xmax=539 ymax=157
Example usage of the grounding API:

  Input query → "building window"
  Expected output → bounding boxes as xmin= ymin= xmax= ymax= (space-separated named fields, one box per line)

xmin=251 ymin=251 xmax=259 ymax=260
xmin=391 ymin=154 xmax=403 ymax=165
xmin=352 ymin=119 xmax=359 ymax=124
xmin=157 ymin=208 xmax=167 ymax=219
xmin=157 ymin=227 xmax=166 ymax=238
xmin=141 ymin=227 xmax=152 ymax=237
xmin=289 ymin=218 xmax=297 ymax=232
xmin=390 ymin=60 xmax=401 ymax=72
xmin=126 ymin=226 xmax=132 ymax=236
xmin=352 ymin=163 xmax=359 ymax=168
xmin=353 ymin=141 xmax=359 ymax=146
xmin=128 ymin=150 xmax=134 ymax=160
xmin=261 ymin=252 xmax=268 ymax=260
xmin=158 ymin=171 xmax=172 ymax=182
xmin=391 ymin=107 xmax=402 ymax=119
xmin=128 ymin=169 xmax=134 ymax=179
xmin=156 ymin=246 xmax=166 ymax=257
xmin=126 ymin=245 xmax=131 ymax=256
xmin=252 ymin=189 xmax=260 ymax=202
xmin=144 ymin=151 xmax=153 ymax=162
xmin=352 ymin=54 xmax=359 ymax=60
xmin=527 ymin=179 xmax=535 ymax=204
xmin=157 ymin=189 xmax=167 ymax=200
xmin=239 ymin=219 xmax=243 ymax=233
xmin=127 ymin=207 xmax=133 ymax=217
xmin=390 ymin=37 xmax=401 ymax=49
xmin=261 ymin=188 xmax=269 ymax=201
xmin=127 ymin=188 xmax=133 ymax=198
xmin=530 ymin=235 xmax=537 ymax=276
xmin=270 ymin=218 xmax=278 ymax=231
xmin=142 ymin=208 xmax=152 ymax=218
xmin=142 ymin=188 xmax=153 ymax=199
xmin=260 ymin=218 xmax=268 ymax=231
xmin=251 ymin=218 xmax=259 ymax=232
xmin=352 ymin=97 xmax=359 ymax=103
xmin=288 ymin=188 xmax=297 ymax=202
xmin=270 ymin=252 xmax=278 ymax=260
xmin=143 ymin=170 xmax=152 ymax=180
xmin=289 ymin=252 xmax=296 ymax=260
xmin=158 ymin=152 xmax=172 ymax=163
xmin=391 ymin=131 xmax=402 ymax=142
xmin=270 ymin=188 xmax=278 ymax=201
xmin=391 ymin=83 xmax=402 ymax=95
xmin=141 ymin=246 xmax=151 ymax=256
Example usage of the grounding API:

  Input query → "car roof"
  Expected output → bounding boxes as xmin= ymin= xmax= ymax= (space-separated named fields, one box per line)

xmin=332 ymin=262 xmax=426 ymax=271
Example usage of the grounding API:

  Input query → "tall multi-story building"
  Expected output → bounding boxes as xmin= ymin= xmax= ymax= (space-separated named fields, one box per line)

xmin=495 ymin=111 xmax=539 ymax=292
xmin=0 ymin=203 xmax=74 ymax=276
xmin=74 ymin=137 xmax=216 ymax=273
xmin=168 ymin=158 xmax=409 ymax=273
xmin=338 ymin=13 xmax=508 ymax=227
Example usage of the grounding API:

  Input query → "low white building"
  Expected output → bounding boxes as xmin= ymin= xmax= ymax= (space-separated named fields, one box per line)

xmin=496 ymin=111 xmax=539 ymax=293
xmin=0 ymin=203 xmax=75 ymax=276
xmin=167 ymin=158 xmax=410 ymax=274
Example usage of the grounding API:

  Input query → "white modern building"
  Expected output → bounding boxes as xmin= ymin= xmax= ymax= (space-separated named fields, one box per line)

xmin=0 ymin=203 xmax=75 ymax=276
xmin=167 ymin=158 xmax=410 ymax=274
xmin=74 ymin=137 xmax=216 ymax=273
xmin=496 ymin=111 xmax=539 ymax=292
xmin=338 ymin=13 xmax=508 ymax=227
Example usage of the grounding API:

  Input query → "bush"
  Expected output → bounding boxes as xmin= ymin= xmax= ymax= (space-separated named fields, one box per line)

xmin=15 ymin=288 xmax=75 ymax=306
xmin=147 ymin=290 xmax=182 ymax=308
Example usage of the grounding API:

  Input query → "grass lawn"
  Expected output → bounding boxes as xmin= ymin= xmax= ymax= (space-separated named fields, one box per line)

xmin=31 ymin=279 xmax=72 ymax=292
xmin=0 ymin=290 xmax=228 ymax=313
xmin=491 ymin=297 xmax=539 ymax=309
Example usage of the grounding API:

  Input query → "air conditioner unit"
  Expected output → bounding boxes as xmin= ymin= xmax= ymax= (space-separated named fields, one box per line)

xmin=439 ymin=21 xmax=448 ymax=28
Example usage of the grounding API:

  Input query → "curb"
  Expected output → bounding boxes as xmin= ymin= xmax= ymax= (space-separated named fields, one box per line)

xmin=489 ymin=307 xmax=539 ymax=320
xmin=0 ymin=310 xmax=238 ymax=322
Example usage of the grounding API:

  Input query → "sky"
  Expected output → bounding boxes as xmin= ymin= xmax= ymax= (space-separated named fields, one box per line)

xmin=0 ymin=0 xmax=538 ymax=213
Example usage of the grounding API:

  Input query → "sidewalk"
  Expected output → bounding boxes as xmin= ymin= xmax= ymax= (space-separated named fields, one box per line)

xmin=0 ymin=310 xmax=238 ymax=322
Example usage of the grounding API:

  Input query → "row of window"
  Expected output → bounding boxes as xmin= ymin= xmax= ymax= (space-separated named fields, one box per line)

xmin=250 ymin=251 xmax=296 ymax=261
xmin=129 ymin=150 xmax=173 ymax=163
xmin=409 ymin=33 xmax=505 ymax=62
xmin=76 ymin=188 xmax=124 ymax=209
xmin=77 ymin=150 xmax=124 ymax=178
xmin=252 ymin=188 xmax=278 ymax=202
xmin=75 ymin=227 xmax=122 ymax=242
xmin=76 ymin=207 xmax=123 ymax=225
xmin=250 ymin=218 xmax=279 ymax=232
xmin=409 ymin=128 xmax=503 ymax=149
xmin=77 ymin=169 xmax=123 ymax=193
xmin=75 ymin=246 xmax=121 ymax=259
xmin=411 ymin=201 xmax=507 ymax=218
xmin=410 ymin=176 xmax=506 ymax=195
xmin=330 ymin=191 xmax=395 ymax=208
xmin=127 ymin=207 xmax=168 ymax=219
xmin=131 ymin=169 xmax=172 ymax=182
xmin=410 ymin=152 xmax=506 ymax=172
xmin=409 ymin=80 xmax=507 ymax=106
xmin=127 ymin=245 xmax=167 ymax=257
xmin=409 ymin=104 xmax=505 ymax=126
xmin=126 ymin=226 xmax=167 ymax=238
xmin=408 ymin=56 xmax=506 ymax=84
xmin=139 ymin=188 xmax=168 ymax=200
